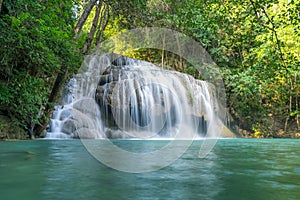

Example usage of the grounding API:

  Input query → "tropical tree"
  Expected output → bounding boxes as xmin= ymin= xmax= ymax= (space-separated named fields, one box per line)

xmin=0 ymin=0 xmax=81 ymax=138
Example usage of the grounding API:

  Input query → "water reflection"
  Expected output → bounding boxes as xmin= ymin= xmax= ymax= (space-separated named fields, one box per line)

xmin=132 ymin=148 xmax=223 ymax=200
xmin=41 ymin=140 xmax=225 ymax=200
xmin=1 ymin=139 xmax=300 ymax=200
xmin=0 ymin=141 xmax=48 ymax=200
xmin=213 ymin=139 xmax=300 ymax=200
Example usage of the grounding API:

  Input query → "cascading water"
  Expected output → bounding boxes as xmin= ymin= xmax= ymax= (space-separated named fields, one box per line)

xmin=46 ymin=53 xmax=231 ymax=139
xmin=46 ymin=55 xmax=108 ymax=139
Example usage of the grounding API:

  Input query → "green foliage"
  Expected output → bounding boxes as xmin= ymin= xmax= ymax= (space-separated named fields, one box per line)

xmin=109 ymin=0 xmax=150 ymax=28
xmin=220 ymin=0 xmax=300 ymax=137
xmin=0 ymin=0 xmax=298 ymax=138
xmin=0 ymin=71 xmax=48 ymax=130
xmin=0 ymin=0 xmax=82 ymax=137
xmin=101 ymin=0 xmax=300 ymax=137
xmin=0 ymin=0 xmax=80 ymax=77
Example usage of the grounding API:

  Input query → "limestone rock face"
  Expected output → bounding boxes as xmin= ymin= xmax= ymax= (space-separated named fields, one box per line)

xmin=94 ymin=54 xmax=235 ymax=138
xmin=55 ymin=107 xmax=99 ymax=137
xmin=48 ymin=54 xmax=236 ymax=139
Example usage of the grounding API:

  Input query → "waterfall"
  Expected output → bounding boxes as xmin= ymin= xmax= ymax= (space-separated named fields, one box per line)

xmin=46 ymin=53 xmax=229 ymax=139
xmin=46 ymin=55 xmax=108 ymax=139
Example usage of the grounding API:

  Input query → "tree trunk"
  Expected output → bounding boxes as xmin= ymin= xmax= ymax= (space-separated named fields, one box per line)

xmin=82 ymin=1 xmax=102 ymax=54
xmin=296 ymin=74 xmax=300 ymax=130
xmin=161 ymin=32 xmax=165 ymax=69
xmin=175 ymin=33 xmax=183 ymax=70
xmin=0 ymin=0 xmax=3 ymax=13
xmin=33 ymin=70 xmax=68 ymax=137
xmin=74 ymin=0 xmax=97 ymax=39
xmin=95 ymin=3 xmax=109 ymax=46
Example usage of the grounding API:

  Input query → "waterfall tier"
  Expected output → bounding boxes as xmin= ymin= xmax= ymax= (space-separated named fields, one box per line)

xmin=46 ymin=54 xmax=234 ymax=139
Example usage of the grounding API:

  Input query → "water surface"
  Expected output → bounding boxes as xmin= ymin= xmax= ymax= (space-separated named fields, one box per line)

xmin=0 ymin=139 xmax=299 ymax=200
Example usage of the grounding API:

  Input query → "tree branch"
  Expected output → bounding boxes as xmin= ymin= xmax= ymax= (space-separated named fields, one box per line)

xmin=82 ymin=1 xmax=103 ymax=53
xmin=74 ymin=0 xmax=98 ymax=39
xmin=0 ymin=0 xmax=3 ymax=13
xmin=249 ymin=0 xmax=285 ymax=65
xmin=95 ymin=3 xmax=110 ymax=46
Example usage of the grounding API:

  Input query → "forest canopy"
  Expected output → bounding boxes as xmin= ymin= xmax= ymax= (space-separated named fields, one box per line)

xmin=0 ymin=0 xmax=299 ymax=139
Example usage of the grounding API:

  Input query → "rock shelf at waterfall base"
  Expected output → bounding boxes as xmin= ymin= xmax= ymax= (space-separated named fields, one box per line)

xmin=46 ymin=53 xmax=236 ymax=139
